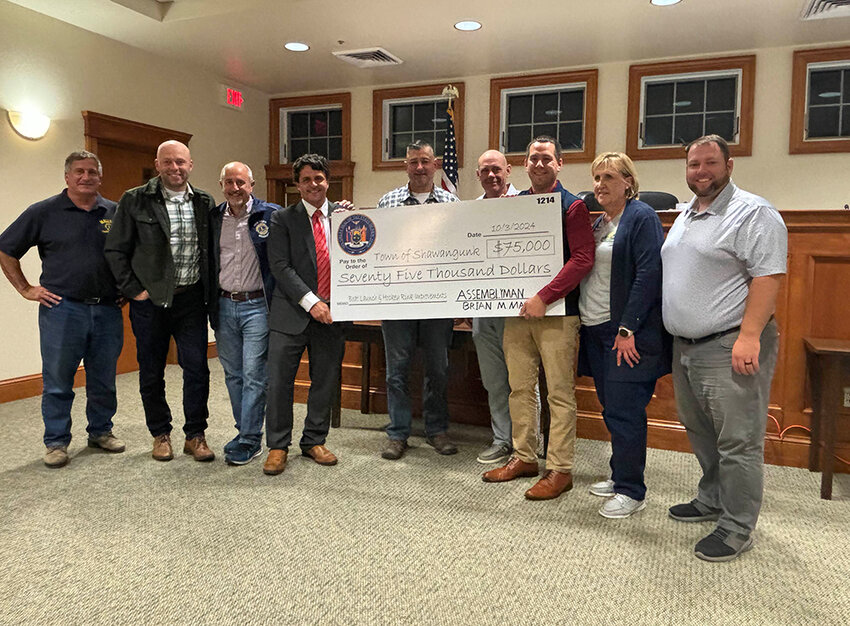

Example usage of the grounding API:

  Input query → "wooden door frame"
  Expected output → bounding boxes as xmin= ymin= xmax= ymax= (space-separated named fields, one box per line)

xmin=83 ymin=111 xmax=192 ymax=153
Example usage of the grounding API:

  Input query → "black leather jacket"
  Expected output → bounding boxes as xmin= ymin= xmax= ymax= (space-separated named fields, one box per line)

xmin=105 ymin=176 xmax=215 ymax=307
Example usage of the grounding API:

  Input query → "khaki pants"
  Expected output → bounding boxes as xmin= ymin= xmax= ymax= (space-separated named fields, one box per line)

xmin=503 ymin=315 xmax=580 ymax=472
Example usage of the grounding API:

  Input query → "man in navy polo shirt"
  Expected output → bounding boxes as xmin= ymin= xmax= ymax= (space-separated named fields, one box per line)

xmin=0 ymin=151 xmax=125 ymax=468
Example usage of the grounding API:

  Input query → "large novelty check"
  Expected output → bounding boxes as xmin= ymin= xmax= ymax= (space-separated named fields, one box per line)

xmin=329 ymin=194 xmax=565 ymax=321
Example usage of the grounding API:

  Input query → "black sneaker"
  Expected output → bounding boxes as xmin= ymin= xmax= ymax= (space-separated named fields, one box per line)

xmin=668 ymin=499 xmax=722 ymax=522
xmin=381 ymin=438 xmax=408 ymax=460
xmin=694 ymin=528 xmax=754 ymax=562
xmin=426 ymin=433 xmax=458 ymax=455
xmin=225 ymin=441 xmax=262 ymax=466
xmin=223 ymin=435 xmax=240 ymax=455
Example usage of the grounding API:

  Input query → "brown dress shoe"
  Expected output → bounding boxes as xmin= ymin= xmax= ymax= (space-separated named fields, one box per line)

xmin=482 ymin=457 xmax=539 ymax=483
xmin=524 ymin=470 xmax=573 ymax=500
xmin=263 ymin=449 xmax=288 ymax=475
xmin=302 ymin=444 xmax=338 ymax=466
xmin=152 ymin=434 xmax=173 ymax=461
xmin=183 ymin=435 xmax=215 ymax=462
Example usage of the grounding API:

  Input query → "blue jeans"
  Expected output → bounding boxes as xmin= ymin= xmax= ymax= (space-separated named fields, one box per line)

xmin=38 ymin=299 xmax=123 ymax=447
xmin=472 ymin=318 xmax=512 ymax=447
xmin=582 ymin=321 xmax=656 ymax=501
xmin=214 ymin=296 xmax=268 ymax=445
xmin=381 ymin=319 xmax=453 ymax=441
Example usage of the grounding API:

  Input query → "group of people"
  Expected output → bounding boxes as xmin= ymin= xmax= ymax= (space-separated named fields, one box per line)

xmin=0 ymin=132 xmax=786 ymax=563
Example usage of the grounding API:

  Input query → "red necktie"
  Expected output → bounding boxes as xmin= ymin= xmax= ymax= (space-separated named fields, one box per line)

xmin=311 ymin=210 xmax=331 ymax=301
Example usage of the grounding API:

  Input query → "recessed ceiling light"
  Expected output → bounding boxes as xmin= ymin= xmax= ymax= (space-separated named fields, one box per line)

xmin=650 ymin=0 xmax=682 ymax=6
xmin=284 ymin=42 xmax=309 ymax=52
xmin=454 ymin=20 xmax=482 ymax=31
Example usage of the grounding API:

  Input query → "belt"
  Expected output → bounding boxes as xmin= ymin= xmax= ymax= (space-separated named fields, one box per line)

xmin=220 ymin=288 xmax=264 ymax=302
xmin=677 ymin=326 xmax=740 ymax=345
xmin=64 ymin=295 xmax=111 ymax=305
xmin=173 ymin=282 xmax=199 ymax=295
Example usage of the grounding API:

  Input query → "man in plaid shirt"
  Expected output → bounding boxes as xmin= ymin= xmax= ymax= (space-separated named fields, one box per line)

xmin=106 ymin=141 xmax=217 ymax=463
xmin=376 ymin=140 xmax=460 ymax=461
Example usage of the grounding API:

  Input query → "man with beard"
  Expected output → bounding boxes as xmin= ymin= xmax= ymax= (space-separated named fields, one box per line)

xmin=662 ymin=134 xmax=787 ymax=562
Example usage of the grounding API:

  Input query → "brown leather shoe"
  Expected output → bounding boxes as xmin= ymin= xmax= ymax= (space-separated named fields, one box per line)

xmin=152 ymin=434 xmax=173 ymax=461
xmin=482 ymin=457 xmax=539 ymax=483
xmin=183 ymin=435 xmax=215 ymax=462
xmin=263 ymin=449 xmax=287 ymax=475
xmin=302 ymin=444 xmax=338 ymax=466
xmin=524 ymin=470 xmax=573 ymax=500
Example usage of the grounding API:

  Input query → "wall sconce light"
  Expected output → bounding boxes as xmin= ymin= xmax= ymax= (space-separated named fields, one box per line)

xmin=7 ymin=110 xmax=51 ymax=140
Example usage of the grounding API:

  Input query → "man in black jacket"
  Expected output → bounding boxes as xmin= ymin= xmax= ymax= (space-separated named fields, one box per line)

xmin=105 ymin=140 xmax=216 ymax=463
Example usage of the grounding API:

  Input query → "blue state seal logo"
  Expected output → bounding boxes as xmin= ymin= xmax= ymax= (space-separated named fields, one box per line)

xmin=337 ymin=214 xmax=376 ymax=256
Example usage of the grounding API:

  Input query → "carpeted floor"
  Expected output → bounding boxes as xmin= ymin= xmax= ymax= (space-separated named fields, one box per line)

xmin=0 ymin=359 xmax=847 ymax=625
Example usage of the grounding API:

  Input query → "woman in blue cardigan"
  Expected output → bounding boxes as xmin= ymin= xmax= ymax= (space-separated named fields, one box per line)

xmin=578 ymin=152 xmax=671 ymax=519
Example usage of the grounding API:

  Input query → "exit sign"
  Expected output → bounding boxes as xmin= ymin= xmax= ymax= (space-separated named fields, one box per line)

xmin=221 ymin=85 xmax=244 ymax=110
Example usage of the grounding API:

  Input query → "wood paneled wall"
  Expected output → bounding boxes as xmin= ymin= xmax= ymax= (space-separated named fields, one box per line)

xmin=294 ymin=209 xmax=850 ymax=471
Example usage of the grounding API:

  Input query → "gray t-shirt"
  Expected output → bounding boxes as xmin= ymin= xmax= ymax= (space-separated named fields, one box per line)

xmin=579 ymin=213 xmax=620 ymax=326
xmin=661 ymin=181 xmax=787 ymax=339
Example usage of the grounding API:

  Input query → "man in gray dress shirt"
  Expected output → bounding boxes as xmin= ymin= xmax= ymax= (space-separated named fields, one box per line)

xmin=661 ymin=134 xmax=787 ymax=562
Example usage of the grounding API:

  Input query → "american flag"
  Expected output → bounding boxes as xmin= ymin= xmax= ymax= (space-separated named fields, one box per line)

xmin=440 ymin=105 xmax=458 ymax=195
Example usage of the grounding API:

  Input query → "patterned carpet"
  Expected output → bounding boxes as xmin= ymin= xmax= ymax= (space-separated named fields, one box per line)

xmin=0 ymin=359 xmax=847 ymax=625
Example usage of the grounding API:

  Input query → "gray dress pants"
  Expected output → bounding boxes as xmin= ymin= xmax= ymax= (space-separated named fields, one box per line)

xmin=672 ymin=319 xmax=779 ymax=536
xmin=472 ymin=318 xmax=512 ymax=447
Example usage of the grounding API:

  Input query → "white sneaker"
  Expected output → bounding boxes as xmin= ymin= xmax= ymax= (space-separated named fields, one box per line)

xmin=599 ymin=493 xmax=646 ymax=519
xmin=589 ymin=479 xmax=614 ymax=497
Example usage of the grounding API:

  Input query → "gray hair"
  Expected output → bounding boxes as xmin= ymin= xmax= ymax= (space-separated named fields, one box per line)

xmin=219 ymin=161 xmax=254 ymax=182
xmin=64 ymin=151 xmax=102 ymax=176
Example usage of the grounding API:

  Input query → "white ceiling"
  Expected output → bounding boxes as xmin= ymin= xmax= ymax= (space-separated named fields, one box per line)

xmin=7 ymin=0 xmax=850 ymax=94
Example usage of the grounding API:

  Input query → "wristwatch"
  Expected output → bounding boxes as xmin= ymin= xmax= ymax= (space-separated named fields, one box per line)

xmin=618 ymin=326 xmax=634 ymax=338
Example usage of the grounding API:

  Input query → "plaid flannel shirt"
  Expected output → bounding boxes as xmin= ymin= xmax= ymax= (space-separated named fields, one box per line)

xmin=376 ymin=184 xmax=459 ymax=208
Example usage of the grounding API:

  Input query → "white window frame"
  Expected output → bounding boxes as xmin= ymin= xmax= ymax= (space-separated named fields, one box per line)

xmin=804 ymin=60 xmax=850 ymax=141
xmin=381 ymin=94 xmax=450 ymax=162
xmin=278 ymin=103 xmax=343 ymax=163
xmin=638 ymin=69 xmax=743 ymax=149
xmin=498 ymin=82 xmax=588 ymax=155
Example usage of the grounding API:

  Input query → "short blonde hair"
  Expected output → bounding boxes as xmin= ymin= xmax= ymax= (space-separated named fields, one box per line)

xmin=591 ymin=152 xmax=640 ymax=200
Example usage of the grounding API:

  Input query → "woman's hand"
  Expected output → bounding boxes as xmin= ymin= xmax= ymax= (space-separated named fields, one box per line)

xmin=613 ymin=334 xmax=640 ymax=368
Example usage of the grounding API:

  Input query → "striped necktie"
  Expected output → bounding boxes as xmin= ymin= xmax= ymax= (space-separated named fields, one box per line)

xmin=311 ymin=210 xmax=331 ymax=301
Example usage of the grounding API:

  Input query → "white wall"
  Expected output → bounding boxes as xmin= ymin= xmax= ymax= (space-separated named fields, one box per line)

xmin=2 ymin=0 xmax=849 ymax=383
xmin=0 ymin=1 xmax=269 ymax=379
xmin=301 ymin=45 xmax=850 ymax=211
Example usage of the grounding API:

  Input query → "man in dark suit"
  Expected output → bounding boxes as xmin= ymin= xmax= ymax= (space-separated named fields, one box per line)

xmin=263 ymin=154 xmax=344 ymax=475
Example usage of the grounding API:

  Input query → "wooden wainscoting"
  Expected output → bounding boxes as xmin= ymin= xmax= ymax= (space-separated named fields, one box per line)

xmin=301 ymin=209 xmax=850 ymax=472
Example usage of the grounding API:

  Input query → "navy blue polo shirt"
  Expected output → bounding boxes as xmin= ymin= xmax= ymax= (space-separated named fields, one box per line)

xmin=0 ymin=190 xmax=119 ymax=301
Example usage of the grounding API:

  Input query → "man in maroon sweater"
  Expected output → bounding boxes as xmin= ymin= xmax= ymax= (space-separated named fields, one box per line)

xmin=483 ymin=136 xmax=595 ymax=501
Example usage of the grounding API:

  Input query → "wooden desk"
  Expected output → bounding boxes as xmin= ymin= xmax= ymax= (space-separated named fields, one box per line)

xmin=803 ymin=337 xmax=850 ymax=499
xmin=332 ymin=321 xmax=474 ymax=428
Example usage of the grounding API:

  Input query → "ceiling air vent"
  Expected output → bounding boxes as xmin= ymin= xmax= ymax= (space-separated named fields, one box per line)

xmin=333 ymin=47 xmax=403 ymax=68
xmin=800 ymin=0 xmax=850 ymax=20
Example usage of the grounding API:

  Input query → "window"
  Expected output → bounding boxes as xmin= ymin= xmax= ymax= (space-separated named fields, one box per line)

xmin=385 ymin=98 xmax=450 ymax=160
xmin=489 ymin=70 xmax=597 ymax=165
xmin=372 ymin=83 xmax=465 ymax=170
xmin=626 ymin=56 xmax=755 ymax=160
xmin=269 ymin=93 xmax=351 ymax=165
xmin=790 ymin=46 xmax=850 ymax=154
xmin=282 ymin=108 xmax=343 ymax=162
xmin=267 ymin=93 xmax=354 ymax=205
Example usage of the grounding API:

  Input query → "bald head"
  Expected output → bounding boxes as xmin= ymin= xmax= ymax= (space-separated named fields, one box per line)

xmin=476 ymin=150 xmax=511 ymax=199
xmin=155 ymin=140 xmax=193 ymax=192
